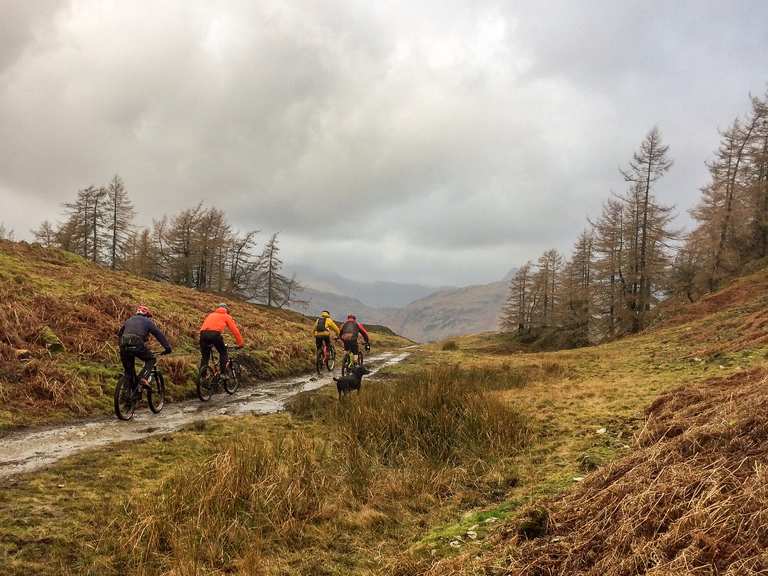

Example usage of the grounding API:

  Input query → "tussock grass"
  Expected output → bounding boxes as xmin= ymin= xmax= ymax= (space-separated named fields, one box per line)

xmin=335 ymin=365 xmax=530 ymax=465
xmin=105 ymin=364 xmax=532 ymax=575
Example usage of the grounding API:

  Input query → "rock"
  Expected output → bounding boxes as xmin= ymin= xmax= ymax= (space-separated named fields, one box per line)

xmin=572 ymin=476 xmax=584 ymax=482
xmin=483 ymin=517 xmax=498 ymax=524
xmin=466 ymin=531 xmax=478 ymax=540
xmin=449 ymin=540 xmax=462 ymax=549
xmin=596 ymin=427 xmax=607 ymax=434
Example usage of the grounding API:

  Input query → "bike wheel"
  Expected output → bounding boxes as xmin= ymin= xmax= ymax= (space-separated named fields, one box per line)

xmin=341 ymin=353 xmax=351 ymax=376
xmin=224 ymin=361 xmax=241 ymax=394
xmin=326 ymin=345 xmax=336 ymax=372
xmin=114 ymin=375 xmax=136 ymax=421
xmin=316 ymin=349 xmax=324 ymax=375
xmin=197 ymin=365 xmax=215 ymax=401
xmin=148 ymin=371 xmax=165 ymax=413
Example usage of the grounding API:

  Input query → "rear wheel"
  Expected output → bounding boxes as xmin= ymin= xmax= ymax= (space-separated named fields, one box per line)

xmin=316 ymin=348 xmax=324 ymax=375
xmin=341 ymin=353 xmax=352 ymax=376
xmin=114 ymin=375 xmax=136 ymax=421
xmin=148 ymin=371 xmax=165 ymax=413
xmin=326 ymin=345 xmax=336 ymax=372
xmin=197 ymin=366 xmax=215 ymax=401
xmin=223 ymin=361 xmax=240 ymax=394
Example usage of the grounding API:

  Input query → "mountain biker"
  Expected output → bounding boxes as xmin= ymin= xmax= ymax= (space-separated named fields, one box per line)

xmin=199 ymin=303 xmax=244 ymax=376
xmin=117 ymin=305 xmax=172 ymax=396
xmin=339 ymin=314 xmax=370 ymax=359
xmin=314 ymin=310 xmax=340 ymax=356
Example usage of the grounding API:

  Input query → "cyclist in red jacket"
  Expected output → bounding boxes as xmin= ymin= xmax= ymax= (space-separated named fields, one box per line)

xmin=339 ymin=314 xmax=370 ymax=358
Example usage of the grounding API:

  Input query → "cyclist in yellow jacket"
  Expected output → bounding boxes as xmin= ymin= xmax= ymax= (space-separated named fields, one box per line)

xmin=313 ymin=311 xmax=340 ymax=355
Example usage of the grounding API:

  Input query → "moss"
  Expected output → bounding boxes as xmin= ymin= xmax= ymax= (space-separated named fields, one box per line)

xmin=38 ymin=326 xmax=65 ymax=353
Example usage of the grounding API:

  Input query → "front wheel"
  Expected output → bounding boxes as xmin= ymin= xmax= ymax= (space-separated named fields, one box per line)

xmin=223 ymin=361 xmax=240 ymax=394
xmin=148 ymin=371 xmax=165 ymax=413
xmin=197 ymin=366 xmax=215 ymax=401
xmin=114 ymin=375 xmax=136 ymax=421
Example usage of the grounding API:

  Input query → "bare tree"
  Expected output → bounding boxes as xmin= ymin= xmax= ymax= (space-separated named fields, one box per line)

xmin=32 ymin=221 xmax=57 ymax=247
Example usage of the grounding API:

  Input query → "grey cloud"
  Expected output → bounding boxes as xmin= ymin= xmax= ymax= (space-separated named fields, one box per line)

xmin=1 ymin=1 xmax=767 ymax=285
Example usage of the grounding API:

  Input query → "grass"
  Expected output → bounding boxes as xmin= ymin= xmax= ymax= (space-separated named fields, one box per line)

xmin=5 ymin=255 xmax=768 ymax=574
xmin=0 ymin=240 xmax=409 ymax=429
xmin=0 ymin=361 xmax=533 ymax=575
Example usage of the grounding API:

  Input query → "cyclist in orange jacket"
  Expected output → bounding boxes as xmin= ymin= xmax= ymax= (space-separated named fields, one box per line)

xmin=199 ymin=303 xmax=244 ymax=375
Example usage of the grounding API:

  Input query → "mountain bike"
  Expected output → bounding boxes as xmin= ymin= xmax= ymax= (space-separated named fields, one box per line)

xmin=197 ymin=345 xmax=242 ymax=401
xmin=316 ymin=339 xmax=336 ymax=375
xmin=114 ymin=359 xmax=166 ymax=421
xmin=341 ymin=341 xmax=369 ymax=376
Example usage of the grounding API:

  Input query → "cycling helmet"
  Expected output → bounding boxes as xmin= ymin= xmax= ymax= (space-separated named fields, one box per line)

xmin=218 ymin=303 xmax=230 ymax=311
xmin=347 ymin=314 xmax=357 ymax=321
xmin=136 ymin=305 xmax=152 ymax=317
xmin=321 ymin=310 xmax=331 ymax=318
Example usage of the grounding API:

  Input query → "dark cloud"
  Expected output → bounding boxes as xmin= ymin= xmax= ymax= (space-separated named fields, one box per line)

xmin=1 ymin=1 xmax=766 ymax=284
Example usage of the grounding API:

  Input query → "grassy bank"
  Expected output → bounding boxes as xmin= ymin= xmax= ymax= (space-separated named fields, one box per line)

xmin=0 ymin=240 xmax=407 ymax=428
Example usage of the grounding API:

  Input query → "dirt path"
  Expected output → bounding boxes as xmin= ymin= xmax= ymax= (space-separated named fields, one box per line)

xmin=0 ymin=350 xmax=411 ymax=478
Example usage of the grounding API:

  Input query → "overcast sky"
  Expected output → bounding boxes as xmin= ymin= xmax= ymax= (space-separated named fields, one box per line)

xmin=1 ymin=1 xmax=766 ymax=286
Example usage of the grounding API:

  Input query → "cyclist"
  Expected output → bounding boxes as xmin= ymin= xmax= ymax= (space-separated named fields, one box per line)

xmin=117 ymin=305 xmax=172 ymax=397
xmin=199 ymin=303 xmax=244 ymax=376
xmin=339 ymin=314 xmax=370 ymax=361
xmin=314 ymin=310 xmax=340 ymax=357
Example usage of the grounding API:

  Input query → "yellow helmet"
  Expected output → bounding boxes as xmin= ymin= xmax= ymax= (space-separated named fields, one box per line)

xmin=320 ymin=310 xmax=331 ymax=318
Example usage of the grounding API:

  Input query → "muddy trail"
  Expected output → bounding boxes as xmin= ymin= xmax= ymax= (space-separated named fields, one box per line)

xmin=0 ymin=350 xmax=412 ymax=478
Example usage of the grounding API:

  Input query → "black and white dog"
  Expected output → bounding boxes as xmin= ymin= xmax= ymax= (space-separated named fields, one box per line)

xmin=334 ymin=365 xmax=370 ymax=400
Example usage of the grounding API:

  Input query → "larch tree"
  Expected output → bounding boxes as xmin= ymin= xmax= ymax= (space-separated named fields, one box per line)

xmin=105 ymin=175 xmax=135 ymax=270
xmin=619 ymin=127 xmax=674 ymax=332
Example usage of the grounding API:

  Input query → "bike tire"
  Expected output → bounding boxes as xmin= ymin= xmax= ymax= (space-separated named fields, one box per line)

xmin=316 ymin=349 xmax=324 ymax=375
xmin=341 ymin=353 xmax=351 ymax=376
xmin=197 ymin=366 xmax=215 ymax=401
xmin=224 ymin=361 xmax=240 ymax=394
xmin=114 ymin=375 xmax=136 ymax=421
xmin=148 ymin=371 xmax=165 ymax=413
xmin=326 ymin=345 xmax=336 ymax=372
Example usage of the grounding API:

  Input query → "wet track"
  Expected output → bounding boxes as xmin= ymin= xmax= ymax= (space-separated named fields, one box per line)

xmin=0 ymin=350 xmax=411 ymax=478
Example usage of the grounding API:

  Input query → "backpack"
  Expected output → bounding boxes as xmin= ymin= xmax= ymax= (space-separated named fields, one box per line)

xmin=120 ymin=333 xmax=144 ymax=352
xmin=315 ymin=317 xmax=327 ymax=333
xmin=340 ymin=320 xmax=359 ymax=342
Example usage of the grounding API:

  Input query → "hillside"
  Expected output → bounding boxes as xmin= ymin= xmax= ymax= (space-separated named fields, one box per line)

xmin=296 ymin=279 xmax=508 ymax=342
xmin=3 ymin=255 xmax=768 ymax=575
xmin=0 ymin=241 xmax=406 ymax=429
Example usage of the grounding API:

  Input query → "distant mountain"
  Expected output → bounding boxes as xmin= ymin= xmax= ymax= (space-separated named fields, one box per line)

xmin=291 ymin=269 xmax=512 ymax=342
xmin=386 ymin=281 xmax=508 ymax=342
xmin=286 ymin=265 xmax=440 ymax=308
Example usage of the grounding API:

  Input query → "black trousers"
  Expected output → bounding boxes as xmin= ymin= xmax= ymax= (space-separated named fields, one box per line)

xmin=315 ymin=335 xmax=332 ymax=351
xmin=119 ymin=345 xmax=155 ymax=389
xmin=342 ymin=338 xmax=359 ymax=355
xmin=200 ymin=330 xmax=227 ymax=372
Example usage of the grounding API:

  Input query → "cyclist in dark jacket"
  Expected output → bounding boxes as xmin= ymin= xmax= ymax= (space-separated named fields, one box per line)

xmin=117 ymin=305 xmax=172 ymax=394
